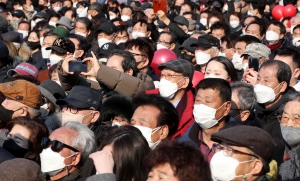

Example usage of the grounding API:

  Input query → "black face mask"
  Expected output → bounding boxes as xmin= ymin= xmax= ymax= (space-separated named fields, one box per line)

xmin=3 ymin=139 xmax=28 ymax=158
xmin=0 ymin=104 xmax=14 ymax=125
xmin=174 ymin=6 xmax=181 ymax=14
xmin=180 ymin=52 xmax=195 ymax=63
xmin=264 ymin=12 xmax=271 ymax=18
xmin=27 ymin=41 xmax=40 ymax=50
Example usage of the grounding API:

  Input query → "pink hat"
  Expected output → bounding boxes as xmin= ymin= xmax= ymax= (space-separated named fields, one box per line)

xmin=7 ymin=63 xmax=38 ymax=78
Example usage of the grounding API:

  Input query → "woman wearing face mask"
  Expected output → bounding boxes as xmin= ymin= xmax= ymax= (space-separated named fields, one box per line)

xmin=279 ymin=92 xmax=300 ymax=180
xmin=205 ymin=11 xmax=224 ymax=34
xmin=84 ymin=126 xmax=150 ymax=181
xmin=3 ymin=117 xmax=49 ymax=165
xmin=108 ymin=7 xmax=120 ymax=21
xmin=204 ymin=56 xmax=238 ymax=82
xmin=228 ymin=12 xmax=243 ymax=36
xmin=27 ymin=30 xmax=47 ymax=71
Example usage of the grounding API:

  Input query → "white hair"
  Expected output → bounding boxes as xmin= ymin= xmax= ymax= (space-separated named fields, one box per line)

xmin=63 ymin=121 xmax=96 ymax=161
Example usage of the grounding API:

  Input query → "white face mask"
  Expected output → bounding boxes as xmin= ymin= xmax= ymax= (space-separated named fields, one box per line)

xmin=61 ymin=110 xmax=92 ymax=125
xmin=76 ymin=8 xmax=84 ymax=15
xmin=132 ymin=31 xmax=146 ymax=39
xmin=18 ymin=30 xmax=28 ymax=38
xmin=242 ymin=63 xmax=248 ymax=72
xmin=53 ymin=6 xmax=62 ymax=12
xmin=156 ymin=44 xmax=168 ymax=50
xmin=232 ymin=53 xmax=243 ymax=70
xmin=134 ymin=125 xmax=161 ymax=149
xmin=193 ymin=103 xmax=225 ymax=129
xmin=40 ymin=37 xmax=44 ymax=46
xmin=116 ymin=40 xmax=127 ymax=45
xmin=247 ymin=11 xmax=253 ymax=16
xmin=230 ymin=21 xmax=240 ymax=28
xmin=110 ymin=15 xmax=116 ymax=20
xmin=159 ymin=78 xmax=183 ymax=99
xmin=266 ymin=30 xmax=280 ymax=42
xmin=210 ymin=150 xmax=253 ymax=181
xmin=218 ymin=52 xmax=226 ymax=57
xmin=158 ymin=29 xmax=164 ymax=33
xmin=195 ymin=52 xmax=211 ymax=65
xmin=205 ymin=74 xmax=227 ymax=80
xmin=99 ymin=58 xmax=107 ymax=62
xmin=49 ymin=54 xmax=64 ymax=65
xmin=77 ymin=7 xmax=88 ymax=17
xmin=281 ymin=125 xmax=300 ymax=146
xmin=73 ymin=2 xmax=78 ymax=8
xmin=49 ymin=21 xmax=57 ymax=27
xmin=17 ymin=6 xmax=23 ymax=10
xmin=293 ymin=38 xmax=300 ymax=47
xmin=98 ymin=38 xmax=112 ymax=48
xmin=75 ymin=32 xmax=87 ymax=38
xmin=121 ymin=15 xmax=131 ymax=21
xmin=200 ymin=18 xmax=207 ymax=26
xmin=254 ymin=83 xmax=281 ymax=104
xmin=28 ymin=5 xmax=34 ymax=12
xmin=31 ymin=20 xmax=36 ymax=29
xmin=41 ymin=47 xmax=52 ymax=59
xmin=40 ymin=148 xmax=76 ymax=176
xmin=290 ymin=26 xmax=295 ymax=34
xmin=242 ymin=29 xmax=246 ymax=35
xmin=112 ymin=122 xmax=122 ymax=127
xmin=88 ymin=15 xmax=92 ymax=20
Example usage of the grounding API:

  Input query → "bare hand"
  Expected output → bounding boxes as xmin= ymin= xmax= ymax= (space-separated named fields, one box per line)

xmin=145 ymin=9 xmax=155 ymax=23
xmin=62 ymin=55 xmax=77 ymax=75
xmin=157 ymin=10 xmax=170 ymax=25
xmin=89 ymin=151 xmax=114 ymax=174
xmin=243 ymin=68 xmax=258 ymax=86
xmin=81 ymin=51 xmax=100 ymax=77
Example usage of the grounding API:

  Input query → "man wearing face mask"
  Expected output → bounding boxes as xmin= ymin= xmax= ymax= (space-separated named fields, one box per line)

xmin=210 ymin=125 xmax=275 ymax=181
xmin=178 ymin=38 xmax=198 ymax=65
xmin=46 ymin=37 xmax=75 ymax=67
xmin=10 ymin=10 xmax=27 ymax=31
xmin=156 ymin=31 xmax=176 ymax=52
xmin=179 ymin=78 xmax=231 ymax=162
xmin=274 ymin=47 xmax=300 ymax=91
xmin=254 ymin=60 xmax=295 ymax=146
xmin=50 ymin=0 xmax=63 ymax=13
xmin=229 ymin=82 xmax=259 ymax=127
xmin=264 ymin=21 xmax=289 ymax=59
xmin=69 ymin=34 xmax=90 ymax=61
xmin=247 ymin=0 xmax=269 ymax=22
xmin=147 ymin=59 xmax=196 ymax=138
xmin=56 ymin=86 xmax=101 ymax=128
xmin=96 ymin=22 xmax=116 ymax=48
xmin=191 ymin=35 xmax=220 ymax=73
xmin=131 ymin=94 xmax=179 ymax=149
xmin=279 ymin=92 xmax=300 ymax=180
xmin=131 ymin=20 xmax=151 ymax=40
xmin=292 ymin=24 xmax=300 ymax=47
xmin=40 ymin=121 xmax=95 ymax=181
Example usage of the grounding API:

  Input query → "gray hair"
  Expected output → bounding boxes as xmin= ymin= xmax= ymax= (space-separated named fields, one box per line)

xmin=280 ymin=92 xmax=300 ymax=114
xmin=25 ymin=106 xmax=40 ymax=118
xmin=291 ymin=13 xmax=300 ymax=23
xmin=191 ymin=30 xmax=206 ymax=36
xmin=231 ymin=82 xmax=257 ymax=112
xmin=63 ymin=121 xmax=96 ymax=161
xmin=88 ymin=2 xmax=102 ymax=13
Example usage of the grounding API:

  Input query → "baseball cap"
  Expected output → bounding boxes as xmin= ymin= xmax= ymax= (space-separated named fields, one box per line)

xmin=56 ymin=86 xmax=102 ymax=111
xmin=99 ymin=43 xmax=120 ymax=56
xmin=97 ymin=22 xmax=117 ymax=35
xmin=7 ymin=63 xmax=38 ymax=78
xmin=0 ymin=80 xmax=41 ymax=109
xmin=46 ymin=37 xmax=75 ymax=54
xmin=52 ymin=27 xmax=69 ymax=37
xmin=179 ymin=38 xmax=198 ymax=53
xmin=191 ymin=35 xmax=220 ymax=49
xmin=11 ymin=10 xmax=26 ymax=19
xmin=211 ymin=125 xmax=275 ymax=163
xmin=241 ymin=43 xmax=271 ymax=58
xmin=173 ymin=16 xmax=189 ymax=28
xmin=158 ymin=59 xmax=195 ymax=81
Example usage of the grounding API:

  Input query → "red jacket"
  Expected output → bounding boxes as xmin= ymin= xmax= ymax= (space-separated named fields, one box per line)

xmin=145 ymin=89 xmax=195 ymax=139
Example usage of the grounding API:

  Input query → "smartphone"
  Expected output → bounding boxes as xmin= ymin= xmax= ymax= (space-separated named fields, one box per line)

xmin=69 ymin=61 xmax=87 ymax=72
xmin=153 ymin=0 xmax=167 ymax=13
xmin=248 ymin=56 xmax=259 ymax=72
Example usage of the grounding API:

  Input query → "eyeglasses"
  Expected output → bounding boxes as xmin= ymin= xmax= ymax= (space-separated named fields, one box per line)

xmin=41 ymin=137 xmax=79 ymax=152
xmin=212 ymin=143 xmax=259 ymax=158
xmin=61 ymin=105 xmax=87 ymax=114
xmin=131 ymin=53 xmax=147 ymax=57
xmin=157 ymin=40 xmax=171 ymax=46
xmin=160 ymin=73 xmax=183 ymax=80
xmin=242 ymin=23 xmax=249 ymax=28
xmin=278 ymin=115 xmax=300 ymax=127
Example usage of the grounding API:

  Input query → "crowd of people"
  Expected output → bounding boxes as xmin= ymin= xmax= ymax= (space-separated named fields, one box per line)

xmin=0 ymin=0 xmax=300 ymax=180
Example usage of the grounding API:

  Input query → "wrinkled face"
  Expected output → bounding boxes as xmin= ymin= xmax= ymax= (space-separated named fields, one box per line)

xmin=211 ymin=29 xmax=225 ymax=39
xmin=114 ymin=31 xmax=128 ymax=43
xmin=147 ymin=163 xmax=179 ymax=181
xmin=18 ymin=22 xmax=30 ymax=31
xmin=42 ymin=35 xmax=57 ymax=48
xmin=7 ymin=125 xmax=30 ymax=149
xmin=280 ymin=101 xmax=300 ymax=127
xmin=106 ymin=55 xmax=125 ymax=72
xmin=75 ymin=21 xmax=90 ymax=37
xmin=246 ymin=24 xmax=261 ymax=39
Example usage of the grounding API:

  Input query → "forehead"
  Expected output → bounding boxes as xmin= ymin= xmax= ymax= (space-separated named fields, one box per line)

xmin=206 ymin=60 xmax=225 ymax=70
xmin=159 ymin=33 xmax=171 ymax=40
xmin=247 ymin=24 xmax=259 ymax=30
xmin=134 ymin=22 xmax=147 ymax=29
xmin=258 ymin=66 xmax=278 ymax=79
xmin=196 ymin=88 xmax=221 ymax=99
xmin=161 ymin=68 xmax=180 ymax=74
xmin=107 ymin=55 xmax=124 ymax=65
xmin=284 ymin=101 xmax=300 ymax=112
xmin=50 ymin=127 xmax=77 ymax=145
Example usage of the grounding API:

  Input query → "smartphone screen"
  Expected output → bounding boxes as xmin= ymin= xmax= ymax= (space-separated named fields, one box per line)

xmin=69 ymin=61 xmax=87 ymax=72
xmin=248 ymin=56 xmax=259 ymax=72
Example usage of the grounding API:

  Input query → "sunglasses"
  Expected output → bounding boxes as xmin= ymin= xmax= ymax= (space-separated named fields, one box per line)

xmin=41 ymin=137 xmax=79 ymax=152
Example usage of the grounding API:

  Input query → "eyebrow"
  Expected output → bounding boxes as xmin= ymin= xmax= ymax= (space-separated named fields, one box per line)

xmin=139 ymin=117 xmax=149 ymax=123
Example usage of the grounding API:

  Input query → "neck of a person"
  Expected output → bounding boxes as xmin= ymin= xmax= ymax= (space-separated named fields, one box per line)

xmin=168 ymin=89 xmax=186 ymax=104
xmin=264 ymin=94 xmax=283 ymax=109
xmin=202 ymin=120 xmax=225 ymax=148
xmin=50 ymin=167 xmax=77 ymax=181
xmin=290 ymin=78 xmax=297 ymax=87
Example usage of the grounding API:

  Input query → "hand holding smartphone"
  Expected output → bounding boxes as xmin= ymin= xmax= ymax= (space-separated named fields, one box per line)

xmin=248 ymin=56 xmax=259 ymax=72
xmin=69 ymin=61 xmax=87 ymax=73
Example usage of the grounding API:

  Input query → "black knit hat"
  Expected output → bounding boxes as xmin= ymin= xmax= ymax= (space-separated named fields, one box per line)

xmin=211 ymin=125 xmax=275 ymax=163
